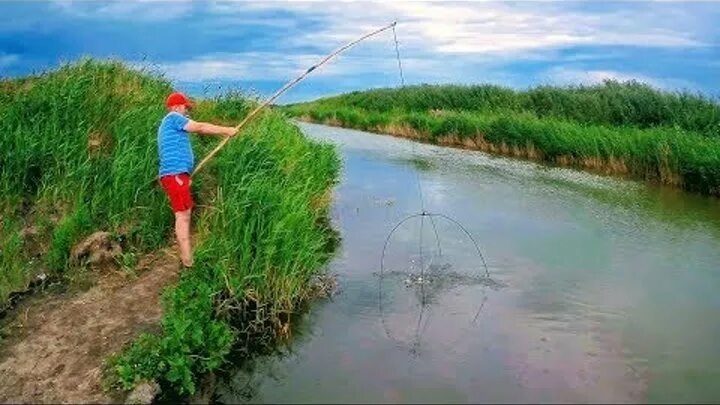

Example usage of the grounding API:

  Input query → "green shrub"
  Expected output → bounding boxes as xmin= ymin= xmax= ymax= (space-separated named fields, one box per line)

xmin=46 ymin=204 xmax=92 ymax=272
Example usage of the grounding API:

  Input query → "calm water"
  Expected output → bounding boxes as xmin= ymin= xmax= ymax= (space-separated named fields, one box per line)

xmin=216 ymin=122 xmax=720 ymax=403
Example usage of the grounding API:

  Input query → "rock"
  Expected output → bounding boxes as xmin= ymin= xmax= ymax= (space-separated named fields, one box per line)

xmin=191 ymin=373 xmax=216 ymax=404
xmin=125 ymin=380 xmax=160 ymax=405
xmin=20 ymin=226 xmax=38 ymax=238
xmin=307 ymin=273 xmax=338 ymax=299
xmin=69 ymin=231 xmax=122 ymax=267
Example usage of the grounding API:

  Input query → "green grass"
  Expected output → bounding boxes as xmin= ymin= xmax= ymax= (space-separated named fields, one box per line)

xmin=109 ymin=102 xmax=339 ymax=397
xmin=1 ymin=60 xmax=340 ymax=396
xmin=1 ymin=59 xmax=173 ymax=308
xmin=284 ymin=82 xmax=720 ymax=196
xmin=291 ymin=82 xmax=720 ymax=137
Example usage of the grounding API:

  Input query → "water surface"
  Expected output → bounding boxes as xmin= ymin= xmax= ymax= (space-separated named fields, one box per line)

xmin=217 ymin=122 xmax=720 ymax=403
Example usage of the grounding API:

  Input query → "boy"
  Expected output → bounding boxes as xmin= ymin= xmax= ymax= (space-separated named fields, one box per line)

xmin=158 ymin=92 xmax=237 ymax=267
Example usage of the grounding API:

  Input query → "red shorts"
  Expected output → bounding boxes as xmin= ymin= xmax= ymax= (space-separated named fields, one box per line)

xmin=160 ymin=173 xmax=193 ymax=213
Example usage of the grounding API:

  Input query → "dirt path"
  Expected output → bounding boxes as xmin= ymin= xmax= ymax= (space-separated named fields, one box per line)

xmin=0 ymin=249 xmax=181 ymax=404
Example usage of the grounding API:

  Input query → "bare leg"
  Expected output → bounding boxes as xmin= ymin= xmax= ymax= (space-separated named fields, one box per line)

xmin=175 ymin=208 xmax=193 ymax=267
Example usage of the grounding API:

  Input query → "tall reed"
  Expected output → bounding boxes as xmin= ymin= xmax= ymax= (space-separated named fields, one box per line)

xmin=1 ymin=60 xmax=340 ymax=397
xmin=285 ymin=83 xmax=720 ymax=196
xmin=1 ymin=60 xmax=173 ymax=307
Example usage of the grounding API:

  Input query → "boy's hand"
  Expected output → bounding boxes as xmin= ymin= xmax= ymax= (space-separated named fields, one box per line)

xmin=225 ymin=127 xmax=238 ymax=137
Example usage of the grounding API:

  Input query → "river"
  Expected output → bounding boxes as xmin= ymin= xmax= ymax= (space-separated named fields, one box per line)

xmin=215 ymin=122 xmax=720 ymax=403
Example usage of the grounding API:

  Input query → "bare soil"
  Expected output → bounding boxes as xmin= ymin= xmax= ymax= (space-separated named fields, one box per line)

xmin=0 ymin=248 xmax=181 ymax=404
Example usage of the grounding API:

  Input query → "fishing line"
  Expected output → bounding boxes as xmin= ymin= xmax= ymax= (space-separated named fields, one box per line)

xmin=193 ymin=21 xmax=400 ymax=177
xmin=137 ymin=21 xmax=401 ymax=196
xmin=392 ymin=24 xmax=406 ymax=88
xmin=377 ymin=24 xmax=495 ymax=354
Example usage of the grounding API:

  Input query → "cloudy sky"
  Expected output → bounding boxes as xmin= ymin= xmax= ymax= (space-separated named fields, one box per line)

xmin=1 ymin=1 xmax=718 ymax=103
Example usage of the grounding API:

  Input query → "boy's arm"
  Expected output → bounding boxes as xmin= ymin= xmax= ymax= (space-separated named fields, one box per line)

xmin=184 ymin=120 xmax=237 ymax=137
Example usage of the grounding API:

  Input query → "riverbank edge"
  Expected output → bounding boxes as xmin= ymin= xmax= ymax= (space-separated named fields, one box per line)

xmin=0 ymin=60 xmax=342 ymax=402
xmin=292 ymin=114 xmax=720 ymax=197
xmin=105 ymin=113 xmax=342 ymax=398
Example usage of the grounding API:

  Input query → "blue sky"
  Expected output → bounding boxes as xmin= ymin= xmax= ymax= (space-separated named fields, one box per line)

xmin=0 ymin=1 xmax=718 ymax=103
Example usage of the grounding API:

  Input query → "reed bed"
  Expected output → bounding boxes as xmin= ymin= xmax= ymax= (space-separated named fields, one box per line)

xmin=285 ymin=82 xmax=720 ymax=195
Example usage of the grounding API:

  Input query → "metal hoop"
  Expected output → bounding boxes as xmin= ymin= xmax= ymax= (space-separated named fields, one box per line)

xmin=378 ymin=211 xmax=492 ymax=351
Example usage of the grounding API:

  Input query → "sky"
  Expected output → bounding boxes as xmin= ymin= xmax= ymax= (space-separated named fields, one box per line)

xmin=0 ymin=0 xmax=718 ymax=103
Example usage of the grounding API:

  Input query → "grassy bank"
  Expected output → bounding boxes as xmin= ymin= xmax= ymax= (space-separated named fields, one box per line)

xmin=1 ymin=60 xmax=173 ymax=309
xmin=285 ymin=82 xmax=720 ymax=196
xmin=0 ymin=60 xmax=340 ymax=396
xmin=109 ymin=99 xmax=339 ymax=396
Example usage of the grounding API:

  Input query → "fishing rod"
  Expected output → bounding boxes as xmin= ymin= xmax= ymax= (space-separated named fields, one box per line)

xmin=191 ymin=21 xmax=399 ymax=177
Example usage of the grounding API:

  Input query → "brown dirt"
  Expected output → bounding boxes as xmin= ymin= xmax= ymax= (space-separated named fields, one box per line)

xmin=0 ymin=248 xmax=181 ymax=404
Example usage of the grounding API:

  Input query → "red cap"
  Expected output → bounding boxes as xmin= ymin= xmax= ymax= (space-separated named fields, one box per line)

xmin=166 ymin=92 xmax=193 ymax=108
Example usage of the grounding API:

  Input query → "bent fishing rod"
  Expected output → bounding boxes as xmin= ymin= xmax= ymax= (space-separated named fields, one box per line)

xmin=191 ymin=21 xmax=399 ymax=177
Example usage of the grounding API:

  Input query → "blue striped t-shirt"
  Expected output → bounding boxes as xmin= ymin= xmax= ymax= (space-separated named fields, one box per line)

xmin=157 ymin=112 xmax=193 ymax=176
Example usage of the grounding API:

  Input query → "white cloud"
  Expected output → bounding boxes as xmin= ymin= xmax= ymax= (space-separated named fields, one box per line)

xmin=52 ymin=0 xmax=193 ymax=21
xmin=545 ymin=67 xmax=660 ymax=86
xmin=0 ymin=53 xmax=19 ymax=70
xmin=543 ymin=66 xmax=700 ymax=91
xmin=123 ymin=1 xmax=713 ymax=101
xmin=220 ymin=1 xmax=706 ymax=57
xmin=137 ymin=52 xmax=326 ymax=82
xmin=139 ymin=50 xmax=514 ymax=88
